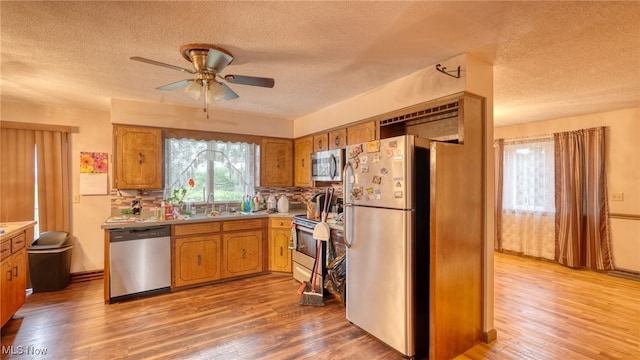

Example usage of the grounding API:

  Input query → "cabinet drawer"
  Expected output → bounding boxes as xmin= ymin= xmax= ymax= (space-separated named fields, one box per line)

xmin=174 ymin=222 xmax=221 ymax=236
xmin=270 ymin=218 xmax=291 ymax=229
xmin=0 ymin=241 xmax=10 ymax=261
xmin=11 ymin=233 xmax=26 ymax=252
xmin=223 ymin=219 xmax=264 ymax=232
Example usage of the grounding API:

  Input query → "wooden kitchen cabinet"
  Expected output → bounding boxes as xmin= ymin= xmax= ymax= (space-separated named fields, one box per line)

xmin=261 ymin=138 xmax=293 ymax=187
xmin=347 ymin=121 xmax=376 ymax=145
xmin=294 ymin=136 xmax=313 ymax=187
xmin=1 ymin=222 xmax=34 ymax=328
xmin=268 ymin=217 xmax=292 ymax=273
xmin=222 ymin=229 xmax=263 ymax=278
xmin=221 ymin=219 xmax=265 ymax=278
xmin=328 ymin=128 xmax=347 ymax=149
xmin=313 ymin=133 xmax=329 ymax=152
xmin=113 ymin=125 xmax=163 ymax=189
xmin=173 ymin=222 xmax=222 ymax=288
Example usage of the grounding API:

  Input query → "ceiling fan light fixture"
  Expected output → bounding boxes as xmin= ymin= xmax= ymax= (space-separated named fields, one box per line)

xmin=207 ymin=81 xmax=226 ymax=102
xmin=185 ymin=80 xmax=202 ymax=100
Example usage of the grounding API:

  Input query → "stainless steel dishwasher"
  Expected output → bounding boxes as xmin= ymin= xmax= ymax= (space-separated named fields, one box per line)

xmin=109 ymin=225 xmax=171 ymax=302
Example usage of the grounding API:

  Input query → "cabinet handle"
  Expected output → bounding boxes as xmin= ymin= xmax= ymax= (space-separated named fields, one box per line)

xmin=301 ymin=158 xmax=304 ymax=167
xmin=318 ymin=139 xmax=323 ymax=149
xmin=276 ymin=159 xmax=280 ymax=168
xmin=13 ymin=265 xmax=18 ymax=277
xmin=138 ymin=152 xmax=144 ymax=164
xmin=335 ymin=136 xmax=340 ymax=147
xmin=7 ymin=269 xmax=13 ymax=281
xmin=242 ymin=249 xmax=246 ymax=259
xmin=197 ymin=254 xmax=201 ymax=266
xmin=280 ymin=246 xmax=283 ymax=256
xmin=279 ymin=221 xmax=284 ymax=226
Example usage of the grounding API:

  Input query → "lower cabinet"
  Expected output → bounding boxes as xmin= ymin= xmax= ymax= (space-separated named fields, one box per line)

xmin=174 ymin=235 xmax=221 ymax=287
xmin=1 ymin=224 xmax=32 ymax=328
xmin=221 ymin=230 xmax=263 ymax=278
xmin=172 ymin=218 xmax=266 ymax=288
xmin=269 ymin=217 xmax=292 ymax=272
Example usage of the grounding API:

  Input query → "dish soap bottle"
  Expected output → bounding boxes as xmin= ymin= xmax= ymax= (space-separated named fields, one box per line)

xmin=267 ymin=193 xmax=277 ymax=211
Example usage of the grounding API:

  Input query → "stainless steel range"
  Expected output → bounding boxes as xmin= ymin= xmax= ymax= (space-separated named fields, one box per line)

xmin=291 ymin=215 xmax=326 ymax=293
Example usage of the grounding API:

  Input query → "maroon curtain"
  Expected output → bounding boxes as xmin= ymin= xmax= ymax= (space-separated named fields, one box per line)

xmin=554 ymin=127 xmax=612 ymax=270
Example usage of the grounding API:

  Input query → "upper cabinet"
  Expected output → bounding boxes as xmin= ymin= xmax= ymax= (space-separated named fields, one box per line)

xmin=328 ymin=128 xmax=347 ymax=149
xmin=347 ymin=121 xmax=376 ymax=145
xmin=261 ymin=138 xmax=293 ymax=187
xmin=294 ymin=136 xmax=313 ymax=187
xmin=113 ymin=125 xmax=163 ymax=189
xmin=313 ymin=133 xmax=329 ymax=152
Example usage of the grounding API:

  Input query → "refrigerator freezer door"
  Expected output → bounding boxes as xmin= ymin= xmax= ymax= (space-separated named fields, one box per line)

xmin=346 ymin=205 xmax=414 ymax=356
xmin=345 ymin=135 xmax=413 ymax=210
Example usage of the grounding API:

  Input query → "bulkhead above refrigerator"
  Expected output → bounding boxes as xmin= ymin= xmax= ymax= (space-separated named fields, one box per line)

xmin=311 ymin=148 xmax=345 ymax=182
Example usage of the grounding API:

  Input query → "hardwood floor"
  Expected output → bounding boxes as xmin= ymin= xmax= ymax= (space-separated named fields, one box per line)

xmin=1 ymin=252 xmax=639 ymax=359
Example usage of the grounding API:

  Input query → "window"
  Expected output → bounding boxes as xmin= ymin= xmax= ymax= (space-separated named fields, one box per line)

xmin=164 ymin=138 xmax=260 ymax=204
xmin=502 ymin=138 xmax=555 ymax=213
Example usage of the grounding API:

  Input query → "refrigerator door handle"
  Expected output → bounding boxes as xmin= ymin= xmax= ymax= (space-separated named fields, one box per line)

xmin=344 ymin=204 xmax=353 ymax=248
xmin=342 ymin=160 xmax=354 ymax=204
xmin=343 ymin=160 xmax=354 ymax=248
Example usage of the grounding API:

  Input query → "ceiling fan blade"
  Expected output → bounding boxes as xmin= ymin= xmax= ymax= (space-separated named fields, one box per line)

xmin=223 ymin=74 xmax=275 ymax=88
xmin=205 ymin=48 xmax=234 ymax=73
xmin=220 ymin=83 xmax=239 ymax=100
xmin=156 ymin=79 xmax=193 ymax=91
xmin=130 ymin=56 xmax=195 ymax=74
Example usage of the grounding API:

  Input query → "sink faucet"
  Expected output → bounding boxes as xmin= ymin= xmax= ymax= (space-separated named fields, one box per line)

xmin=207 ymin=192 xmax=215 ymax=214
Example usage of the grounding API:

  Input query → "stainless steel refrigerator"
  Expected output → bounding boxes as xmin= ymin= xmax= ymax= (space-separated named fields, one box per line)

xmin=344 ymin=134 xmax=430 ymax=358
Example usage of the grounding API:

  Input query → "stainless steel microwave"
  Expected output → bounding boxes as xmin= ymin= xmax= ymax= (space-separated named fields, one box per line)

xmin=311 ymin=149 xmax=345 ymax=182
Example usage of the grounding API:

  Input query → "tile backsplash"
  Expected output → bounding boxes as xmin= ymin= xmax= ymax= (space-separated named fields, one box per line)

xmin=110 ymin=184 xmax=342 ymax=216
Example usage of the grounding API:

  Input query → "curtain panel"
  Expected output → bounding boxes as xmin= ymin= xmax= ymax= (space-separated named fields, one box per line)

xmin=554 ymin=127 xmax=612 ymax=270
xmin=0 ymin=128 xmax=36 ymax=222
xmin=0 ymin=125 xmax=70 ymax=233
xmin=494 ymin=139 xmax=504 ymax=250
xmin=499 ymin=137 xmax=555 ymax=259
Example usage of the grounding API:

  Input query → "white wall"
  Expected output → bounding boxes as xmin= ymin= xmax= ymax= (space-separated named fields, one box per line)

xmin=494 ymin=108 xmax=640 ymax=272
xmin=111 ymin=98 xmax=293 ymax=138
xmin=293 ymin=53 xmax=467 ymax=137
xmin=2 ymin=102 xmax=112 ymax=273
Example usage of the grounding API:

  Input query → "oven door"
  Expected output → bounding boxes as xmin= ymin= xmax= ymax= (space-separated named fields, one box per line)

xmin=295 ymin=225 xmax=317 ymax=259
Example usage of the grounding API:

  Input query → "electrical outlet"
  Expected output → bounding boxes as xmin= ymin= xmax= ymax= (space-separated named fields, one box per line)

xmin=72 ymin=194 xmax=80 ymax=203
xmin=611 ymin=193 xmax=624 ymax=201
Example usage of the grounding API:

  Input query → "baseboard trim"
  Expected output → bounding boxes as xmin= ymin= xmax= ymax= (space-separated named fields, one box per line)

xmin=608 ymin=269 xmax=640 ymax=282
xmin=483 ymin=328 xmax=498 ymax=343
xmin=70 ymin=270 xmax=104 ymax=283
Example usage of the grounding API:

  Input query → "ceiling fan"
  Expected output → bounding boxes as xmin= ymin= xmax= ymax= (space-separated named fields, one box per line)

xmin=130 ymin=43 xmax=275 ymax=117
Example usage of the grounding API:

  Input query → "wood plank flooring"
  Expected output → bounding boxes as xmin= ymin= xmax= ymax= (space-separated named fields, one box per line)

xmin=1 ymin=252 xmax=639 ymax=359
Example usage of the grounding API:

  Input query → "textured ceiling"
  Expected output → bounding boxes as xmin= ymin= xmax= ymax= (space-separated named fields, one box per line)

xmin=1 ymin=1 xmax=639 ymax=127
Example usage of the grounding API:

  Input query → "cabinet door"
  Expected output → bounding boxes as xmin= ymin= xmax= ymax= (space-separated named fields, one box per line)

xmin=347 ymin=121 xmax=376 ymax=145
xmin=1 ymin=257 xmax=12 ymax=326
xmin=269 ymin=218 xmax=292 ymax=272
xmin=328 ymin=128 xmax=347 ymax=149
xmin=114 ymin=126 xmax=163 ymax=189
xmin=222 ymin=230 xmax=263 ymax=278
xmin=313 ymin=133 xmax=329 ymax=152
xmin=174 ymin=235 xmax=221 ymax=287
xmin=261 ymin=138 xmax=293 ymax=187
xmin=294 ymin=136 xmax=313 ymax=187
xmin=12 ymin=250 xmax=26 ymax=312
xmin=0 ymin=250 xmax=26 ymax=327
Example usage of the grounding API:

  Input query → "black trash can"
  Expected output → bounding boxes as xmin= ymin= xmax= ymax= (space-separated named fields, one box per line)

xmin=28 ymin=231 xmax=73 ymax=292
